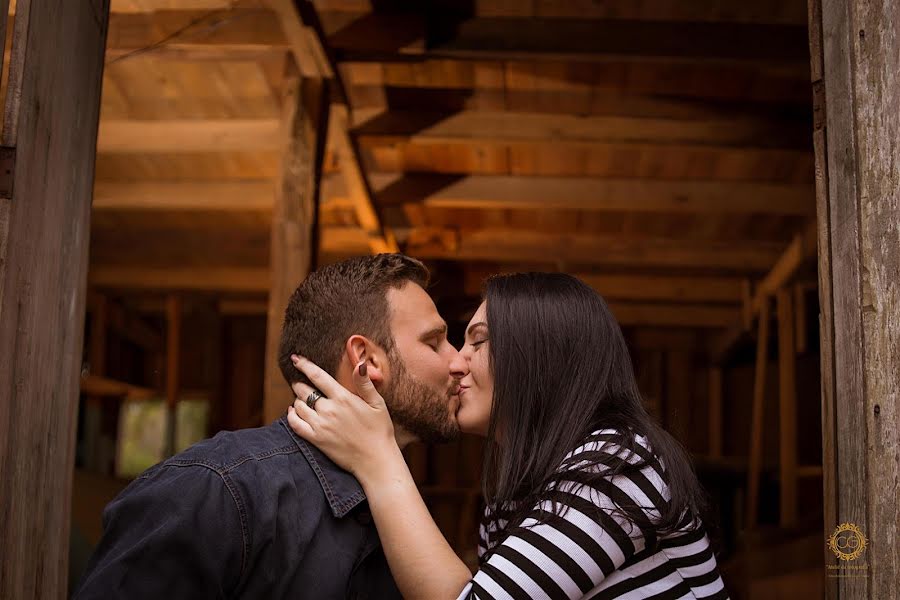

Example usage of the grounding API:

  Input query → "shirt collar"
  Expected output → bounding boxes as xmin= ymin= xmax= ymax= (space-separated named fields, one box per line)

xmin=279 ymin=416 xmax=367 ymax=518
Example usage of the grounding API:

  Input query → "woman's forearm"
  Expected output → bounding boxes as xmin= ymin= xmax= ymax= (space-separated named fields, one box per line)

xmin=357 ymin=446 xmax=472 ymax=600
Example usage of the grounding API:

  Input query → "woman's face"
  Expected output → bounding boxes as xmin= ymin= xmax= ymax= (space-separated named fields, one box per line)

xmin=456 ymin=301 xmax=494 ymax=436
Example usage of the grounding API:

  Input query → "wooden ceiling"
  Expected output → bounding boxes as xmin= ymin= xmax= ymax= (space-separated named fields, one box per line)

xmin=82 ymin=0 xmax=816 ymax=330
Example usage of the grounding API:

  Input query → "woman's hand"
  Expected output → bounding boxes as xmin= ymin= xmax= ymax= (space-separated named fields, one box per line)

xmin=286 ymin=355 xmax=401 ymax=480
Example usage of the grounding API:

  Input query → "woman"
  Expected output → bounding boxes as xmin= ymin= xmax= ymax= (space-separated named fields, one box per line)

xmin=287 ymin=272 xmax=727 ymax=599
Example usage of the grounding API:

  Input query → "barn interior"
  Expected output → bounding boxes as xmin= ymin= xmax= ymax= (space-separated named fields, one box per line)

xmin=36 ymin=1 xmax=825 ymax=597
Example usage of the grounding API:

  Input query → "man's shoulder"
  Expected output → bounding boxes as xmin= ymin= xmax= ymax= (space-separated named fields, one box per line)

xmin=155 ymin=419 xmax=305 ymax=476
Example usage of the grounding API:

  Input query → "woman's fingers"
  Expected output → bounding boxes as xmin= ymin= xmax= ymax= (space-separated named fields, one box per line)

xmin=352 ymin=360 xmax=387 ymax=410
xmin=291 ymin=381 xmax=316 ymax=403
xmin=292 ymin=396 xmax=325 ymax=429
xmin=289 ymin=354 xmax=345 ymax=399
xmin=286 ymin=405 xmax=315 ymax=440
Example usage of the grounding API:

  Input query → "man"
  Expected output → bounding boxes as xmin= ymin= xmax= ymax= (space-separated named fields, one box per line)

xmin=75 ymin=254 xmax=467 ymax=599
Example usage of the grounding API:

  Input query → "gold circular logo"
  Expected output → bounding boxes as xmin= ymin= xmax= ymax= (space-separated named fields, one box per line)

xmin=827 ymin=522 xmax=867 ymax=561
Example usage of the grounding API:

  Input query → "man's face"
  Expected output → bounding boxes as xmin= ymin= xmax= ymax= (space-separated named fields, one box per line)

xmin=381 ymin=282 xmax=465 ymax=443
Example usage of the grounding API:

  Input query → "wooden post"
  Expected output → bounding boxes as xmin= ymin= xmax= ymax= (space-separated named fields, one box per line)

xmin=745 ymin=298 xmax=770 ymax=530
xmin=0 ymin=0 xmax=109 ymax=597
xmin=263 ymin=68 xmax=329 ymax=424
xmin=812 ymin=0 xmax=900 ymax=596
xmin=776 ymin=288 xmax=798 ymax=527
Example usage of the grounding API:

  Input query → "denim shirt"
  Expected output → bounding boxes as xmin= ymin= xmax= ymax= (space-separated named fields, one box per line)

xmin=74 ymin=417 xmax=401 ymax=600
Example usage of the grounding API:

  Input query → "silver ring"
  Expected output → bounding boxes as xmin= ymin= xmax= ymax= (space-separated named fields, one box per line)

xmin=306 ymin=390 xmax=323 ymax=409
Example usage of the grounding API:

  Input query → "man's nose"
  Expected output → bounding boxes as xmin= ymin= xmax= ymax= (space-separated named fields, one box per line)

xmin=449 ymin=347 xmax=469 ymax=379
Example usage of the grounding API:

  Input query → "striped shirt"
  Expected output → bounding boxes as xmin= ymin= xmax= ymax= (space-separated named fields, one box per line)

xmin=457 ymin=430 xmax=728 ymax=600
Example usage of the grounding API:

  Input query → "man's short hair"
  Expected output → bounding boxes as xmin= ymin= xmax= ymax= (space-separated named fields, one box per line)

xmin=278 ymin=253 xmax=430 ymax=386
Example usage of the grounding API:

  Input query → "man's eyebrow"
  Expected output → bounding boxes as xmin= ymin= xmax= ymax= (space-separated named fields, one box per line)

xmin=420 ymin=323 xmax=448 ymax=339
xmin=466 ymin=321 xmax=488 ymax=336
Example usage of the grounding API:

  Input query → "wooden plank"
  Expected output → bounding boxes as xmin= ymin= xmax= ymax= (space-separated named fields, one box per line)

xmin=776 ymin=288 xmax=797 ymax=527
xmin=93 ymin=181 xmax=275 ymax=211
xmin=611 ymin=303 xmax=738 ymax=329
xmin=359 ymin=173 xmax=814 ymax=216
xmin=745 ymin=298 xmax=770 ymax=530
xmin=0 ymin=0 xmax=109 ymax=596
xmin=266 ymin=0 xmax=331 ymax=78
xmin=407 ymin=229 xmax=784 ymax=271
xmin=263 ymin=72 xmax=328 ymax=423
xmin=464 ymin=269 xmax=745 ymax=303
xmin=710 ymin=222 xmax=818 ymax=363
xmin=96 ymin=119 xmax=281 ymax=152
xmin=353 ymin=110 xmax=812 ymax=150
xmin=330 ymin=104 xmax=398 ymax=253
xmin=819 ymin=0 xmax=900 ymax=596
xmin=90 ymin=265 xmax=270 ymax=292
xmin=329 ymin=14 xmax=809 ymax=64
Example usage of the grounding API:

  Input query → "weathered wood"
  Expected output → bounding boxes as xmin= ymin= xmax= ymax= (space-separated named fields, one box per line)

xmin=263 ymin=71 xmax=328 ymax=424
xmin=352 ymin=109 xmax=813 ymax=150
xmin=464 ymin=270 xmax=745 ymax=303
xmin=817 ymin=0 xmax=900 ymax=596
xmin=407 ymin=229 xmax=784 ymax=271
xmin=92 ymin=181 xmax=275 ymax=211
xmin=0 ymin=1 xmax=109 ymax=597
xmin=776 ymin=288 xmax=797 ymax=527
xmin=329 ymin=173 xmax=815 ymax=216
xmin=745 ymin=298 xmax=770 ymax=530
xmin=329 ymin=104 xmax=398 ymax=253
xmin=610 ymin=303 xmax=738 ymax=329
xmin=97 ymin=119 xmax=281 ymax=153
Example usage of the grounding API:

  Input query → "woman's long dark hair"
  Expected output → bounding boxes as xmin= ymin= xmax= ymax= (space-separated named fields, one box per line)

xmin=480 ymin=273 xmax=707 ymax=551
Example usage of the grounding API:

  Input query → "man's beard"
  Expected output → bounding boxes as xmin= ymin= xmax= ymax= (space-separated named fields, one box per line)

xmin=382 ymin=350 xmax=459 ymax=444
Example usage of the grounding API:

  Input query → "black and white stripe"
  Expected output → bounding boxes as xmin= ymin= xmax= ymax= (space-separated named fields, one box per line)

xmin=458 ymin=430 xmax=728 ymax=600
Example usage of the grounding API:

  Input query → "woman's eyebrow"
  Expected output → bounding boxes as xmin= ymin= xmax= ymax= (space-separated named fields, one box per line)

xmin=466 ymin=321 xmax=488 ymax=337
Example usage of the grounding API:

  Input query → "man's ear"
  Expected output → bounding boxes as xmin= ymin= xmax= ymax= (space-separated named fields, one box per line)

xmin=345 ymin=335 xmax=386 ymax=388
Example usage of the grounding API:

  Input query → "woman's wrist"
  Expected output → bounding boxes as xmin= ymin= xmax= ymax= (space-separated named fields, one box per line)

xmin=355 ymin=443 xmax=410 ymax=489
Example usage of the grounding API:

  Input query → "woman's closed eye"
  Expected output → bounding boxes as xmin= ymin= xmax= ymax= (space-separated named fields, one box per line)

xmin=471 ymin=338 xmax=488 ymax=348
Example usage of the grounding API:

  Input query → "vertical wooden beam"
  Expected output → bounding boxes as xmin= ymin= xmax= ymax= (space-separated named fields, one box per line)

xmin=263 ymin=69 xmax=328 ymax=424
xmin=776 ymin=288 xmax=798 ymax=527
xmin=708 ymin=367 xmax=723 ymax=458
xmin=165 ymin=294 xmax=182 ymax=456
xmin=817 ymin=0 xmax=900 ymax=596
xmin=0 ymin=1 xmax=109 ymax=597
xmin=745 ymin=298 xmax=770 ymax=530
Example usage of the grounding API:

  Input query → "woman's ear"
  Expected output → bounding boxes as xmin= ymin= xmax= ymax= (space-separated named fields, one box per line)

xmin=345 ymin=335 xmax=386 ymax=388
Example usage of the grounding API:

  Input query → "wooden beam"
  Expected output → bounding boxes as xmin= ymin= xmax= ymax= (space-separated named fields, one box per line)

xmin=323 ymin=13 xmax=809 ymax=64
xmin=353 ymin=110 xmax=812 ymax=150
xmin=609 ymin=302 xmax=738 ymax=328
xmin=93 ymin=9 xmax=811 ymax=64
xmin=0 ymin=0 xmax=108 ymax=596
xmin=93 ymin=181 xmax=274 ymax=211
xmin=266 ymin=0 xmax=331 ymax=78
xmin=776 ymin=288 xmax=798 ymax=527
xmin=817 ymin=0 xmax=900 ymax=595
xmin=96 ymin=119 xmax=281 ymax=153
xmin=330 ymin=104 xmax=398 ymax=253
xmin=89 ymin=266 xmax=271 ymax=293
xmin=464 ymin=269 xmax=745 ymax=303
xmin=407 ymin=229 xmax=784 ymax=271
xmin=264 ymin=72 xmax=328 ymax=423
xmin=357 ymin=173 xmax=815 ymax=216
xmin=745 ymin=297 xmax=770 ymax=530
xmin=710 ymin=221 xmax=818 ymax=362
